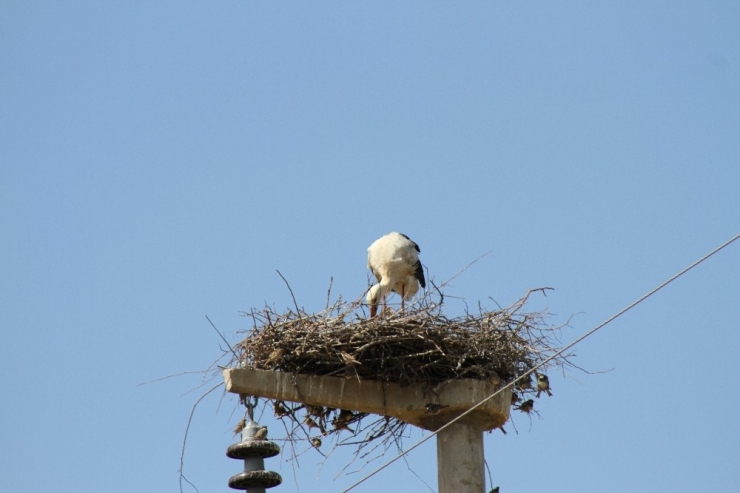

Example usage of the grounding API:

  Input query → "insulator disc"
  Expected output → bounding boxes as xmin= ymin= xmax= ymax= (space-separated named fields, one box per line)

xmin=228 ymin=470 xmax=282 ymax=490
xmin=226 ymin=440 xmax=281 ymax=460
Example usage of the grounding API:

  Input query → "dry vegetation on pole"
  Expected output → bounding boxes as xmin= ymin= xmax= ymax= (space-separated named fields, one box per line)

xmin=226 ymin=286 xmax=575 ymax=466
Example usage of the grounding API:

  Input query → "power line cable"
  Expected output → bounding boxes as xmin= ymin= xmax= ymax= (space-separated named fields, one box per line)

xmin=342 ymin=232 xmax=740 ymax=492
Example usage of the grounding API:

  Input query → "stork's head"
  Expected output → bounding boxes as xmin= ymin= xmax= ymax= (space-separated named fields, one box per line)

xmin=367 ymin=284 xmax=381 ymax=318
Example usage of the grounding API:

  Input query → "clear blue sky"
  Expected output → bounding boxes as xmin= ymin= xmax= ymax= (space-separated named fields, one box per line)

xmin=2 ymin=2 xmax=739 ymax=492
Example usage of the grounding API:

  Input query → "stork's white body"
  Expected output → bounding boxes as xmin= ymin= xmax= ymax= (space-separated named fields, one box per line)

xmin=366 ymin=232 xmax=426 ymax=317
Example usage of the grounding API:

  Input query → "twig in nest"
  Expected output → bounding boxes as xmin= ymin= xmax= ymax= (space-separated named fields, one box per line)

xmin=439 ymin=251 xmax=492 ymax=288
xmin=205 ymin=315 xmax=239 ymax=362
xmin=326 ymin=276 xmax=333 ymax=311
xmin=276 ymin=269 xmax=302 ymax=321
xmin=180 ymin=383 xmax=221 ymax=493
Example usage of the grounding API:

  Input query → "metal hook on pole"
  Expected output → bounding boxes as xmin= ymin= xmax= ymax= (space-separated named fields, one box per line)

xmin=239 ymin=394 xmax=256 ymax=421
xmin=246 ymin=397 xmax=255 ymax=421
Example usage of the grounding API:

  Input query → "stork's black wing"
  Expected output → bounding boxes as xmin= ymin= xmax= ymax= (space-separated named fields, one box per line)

xmin=414 ymin=260 xmax=426 ymax=289
xmin=399 ymin=233 xmax=421 ymax=253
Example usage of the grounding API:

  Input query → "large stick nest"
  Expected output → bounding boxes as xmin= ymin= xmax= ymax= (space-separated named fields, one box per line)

xmin=228 ymin=287 xmax=575 ymax=468
xmin=238 ymin=292 xmax=550 ymax=386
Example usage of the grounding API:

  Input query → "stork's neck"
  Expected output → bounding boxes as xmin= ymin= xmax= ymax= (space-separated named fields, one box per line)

xmin=377 ymin=281 xmax=393 ymax=298
xmin=368 ymin=282 xmax=389 ymax=302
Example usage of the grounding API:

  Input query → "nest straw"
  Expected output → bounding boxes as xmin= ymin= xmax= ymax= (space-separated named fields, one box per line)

xmin=229 ymin=287 xmax=573 ymax=465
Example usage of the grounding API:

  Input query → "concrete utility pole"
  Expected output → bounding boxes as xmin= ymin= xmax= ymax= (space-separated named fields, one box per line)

xmin=223 ymin=368 xmax=511 ymax=493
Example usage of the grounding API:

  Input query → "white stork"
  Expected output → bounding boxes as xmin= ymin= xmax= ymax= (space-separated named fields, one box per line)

xmin=366 ymin=232 xmax=426 ymax=318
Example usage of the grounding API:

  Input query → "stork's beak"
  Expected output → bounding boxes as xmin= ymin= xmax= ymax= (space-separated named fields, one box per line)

xmin=369 ymin=304 xmax=378 ymax=318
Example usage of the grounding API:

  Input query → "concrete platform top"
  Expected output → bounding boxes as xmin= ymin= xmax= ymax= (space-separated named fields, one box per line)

xmin=223 ymin=368 xmax=511 ymax=431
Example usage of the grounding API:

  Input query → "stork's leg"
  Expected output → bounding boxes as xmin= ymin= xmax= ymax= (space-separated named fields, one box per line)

xmin=401 ymin=286 xmax=406 ymax=313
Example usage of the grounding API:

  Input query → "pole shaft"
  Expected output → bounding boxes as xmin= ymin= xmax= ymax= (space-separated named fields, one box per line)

xmin=437 ymin=423 xmax=485 ymax=493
